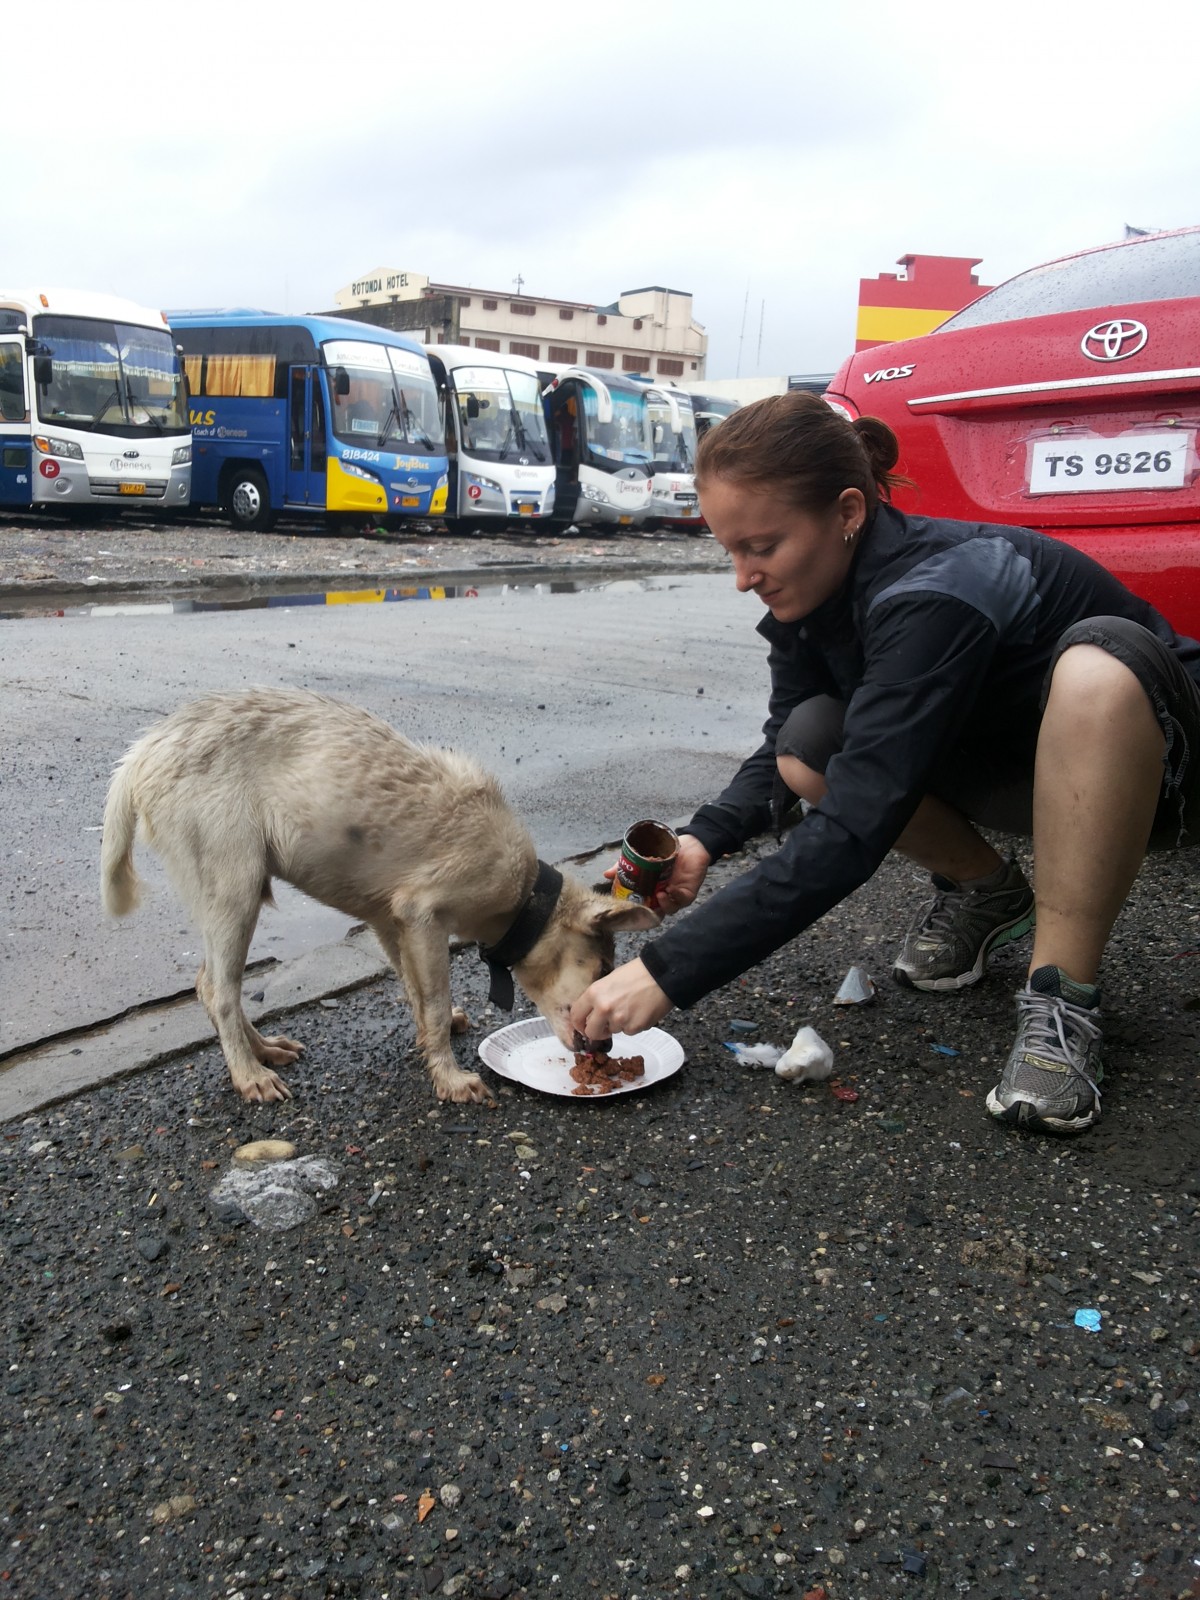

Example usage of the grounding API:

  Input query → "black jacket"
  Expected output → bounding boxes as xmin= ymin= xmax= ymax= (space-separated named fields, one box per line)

xmin=639 ymin=503 xmax=1200 ymax=1008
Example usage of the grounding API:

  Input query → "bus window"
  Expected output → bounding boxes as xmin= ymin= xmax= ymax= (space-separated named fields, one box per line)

xmin=0 ymin=342 xmax=25 ymax=421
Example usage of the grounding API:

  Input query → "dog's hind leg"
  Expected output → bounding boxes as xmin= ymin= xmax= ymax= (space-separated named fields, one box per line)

xmin=196 ymin=885 xmax=295 ymax=1103
xmin=372 ymin=917 xmax=494 ymax=1104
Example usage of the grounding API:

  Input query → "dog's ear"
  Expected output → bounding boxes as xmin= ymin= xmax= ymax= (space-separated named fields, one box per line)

xmin=592 ymin=898 xmax=661 ymax=933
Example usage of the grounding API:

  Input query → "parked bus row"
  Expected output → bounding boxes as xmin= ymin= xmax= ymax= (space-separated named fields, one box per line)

xmin=0 ymin=289 xmax=739 ymax=534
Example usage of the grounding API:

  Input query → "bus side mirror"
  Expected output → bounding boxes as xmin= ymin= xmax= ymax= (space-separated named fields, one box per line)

xmin=33 ymin=355 xmax=53 ymax=387
xmin=466 ymin=394 xmax=480 ymax=419
xmin=333 ymin=367 xmax=350 ymax=398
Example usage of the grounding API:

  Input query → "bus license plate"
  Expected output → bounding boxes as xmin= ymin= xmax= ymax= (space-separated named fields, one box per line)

xmin=401 ymin=495 xmax=420 ymax=507
xmin=119 ymin=482 xmax=146 ymax=496
xmin=517 ymin=502 xmax=534 ymax=515
xmin=618 ymin=515 xmax=633 ymax=525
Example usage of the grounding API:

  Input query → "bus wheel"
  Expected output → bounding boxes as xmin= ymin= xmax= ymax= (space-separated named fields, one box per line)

xmin=226 ymin=466 xmax=275 ymax=532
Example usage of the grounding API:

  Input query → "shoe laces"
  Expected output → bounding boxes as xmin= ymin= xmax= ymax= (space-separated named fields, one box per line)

xmin=1016 ymin=988 xmax=1103 ymax=1100
xmin=914 ymin=878 xmax=968 ymax=939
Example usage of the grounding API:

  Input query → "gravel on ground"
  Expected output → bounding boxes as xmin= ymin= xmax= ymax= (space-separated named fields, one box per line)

xmin=2 ymin=839 xmax=1198 ymax=1600
xmin=0 ymin=512 xmax=727 ymax=609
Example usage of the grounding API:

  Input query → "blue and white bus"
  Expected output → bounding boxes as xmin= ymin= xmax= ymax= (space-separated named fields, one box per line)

xmin=538 ymin=365 xmax=654 ymax=530
xmin=169 ymin=311 xmax=448 ymax=530
xmin=643 ymin=383 xmax=701 ymax=530
xmin=422 ymin=345 xmax=556 ymax=528
xmin=0 ymin=288 xmax=191 ymax=513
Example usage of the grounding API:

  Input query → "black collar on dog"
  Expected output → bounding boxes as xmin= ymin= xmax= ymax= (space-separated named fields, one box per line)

xmin=479 ymin=859 xmax=564 ymax=1011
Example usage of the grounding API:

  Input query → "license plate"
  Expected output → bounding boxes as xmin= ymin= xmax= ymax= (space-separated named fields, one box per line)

xmin=401 ymin=495 xmax=420 ymax=507
xmin=517 ymin=502 xmax=534 ymax=515
xmin=119 ymin=482 xmax=146 ymax=496
xmin=1028 ymin=431 xmax=1191 ymax=494
xmin=618 ymin=515 xmax=633 ymax=525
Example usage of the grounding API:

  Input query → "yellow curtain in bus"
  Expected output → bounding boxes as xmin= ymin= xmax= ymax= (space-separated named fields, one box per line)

xmin=200 ymin=355 xmax=276 ymax=397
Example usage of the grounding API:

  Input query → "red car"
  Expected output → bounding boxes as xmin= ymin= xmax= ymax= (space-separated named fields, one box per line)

xmin=824 ymin=227 xmax=1200 ymax=638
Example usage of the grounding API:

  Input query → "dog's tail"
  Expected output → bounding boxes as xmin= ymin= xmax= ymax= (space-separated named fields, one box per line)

xmin=100 ymin=757 xmax=142 ymax=917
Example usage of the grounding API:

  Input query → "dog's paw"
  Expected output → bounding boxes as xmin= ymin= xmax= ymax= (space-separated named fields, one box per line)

xmin=255 ymin=1033 xmax=305 ymax=1067
xmin=450 ymin=1007 xmax=470 ymax=1036
xmin=234 ymin=1069 xmax=294 ymax=1103
xmin=435 ymin=1068 xmax=495 ymax=1106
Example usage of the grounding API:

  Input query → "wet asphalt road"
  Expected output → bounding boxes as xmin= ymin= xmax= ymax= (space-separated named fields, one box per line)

xmin=2 ymin=838 xmax=1199 ymax=1600
xmin=2 ymin=519 xmax=1199 ymax=1599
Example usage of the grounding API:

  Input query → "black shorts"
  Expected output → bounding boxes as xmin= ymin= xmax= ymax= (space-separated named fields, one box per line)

xmin=774 ymin=616 xmax=1200 ymax=849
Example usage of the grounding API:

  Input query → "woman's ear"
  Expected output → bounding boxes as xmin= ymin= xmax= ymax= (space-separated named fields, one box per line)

xmin=838 ymin=486 xmax=867 ymax=534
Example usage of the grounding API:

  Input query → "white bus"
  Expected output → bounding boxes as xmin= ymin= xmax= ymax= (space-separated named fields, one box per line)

xmin=644 ymin=383 xmax=701 ymax=530
xmin=422 ymin=345 xmax=556 ymax=528
xmin=539 ymin=364 xmax=653 ymax=530
xmin=0 ymin=289 xmax=191 ymax=514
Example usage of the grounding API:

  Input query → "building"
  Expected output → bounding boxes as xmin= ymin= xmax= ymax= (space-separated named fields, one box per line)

xmin=855 ymin=253 xmax=994 ymax=351
xmin=324 ymin=270 xmax=707 ymax=380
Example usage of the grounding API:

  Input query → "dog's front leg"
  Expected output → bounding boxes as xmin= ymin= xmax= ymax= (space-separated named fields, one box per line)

xmin=373 ymin=917 xmax=494 ymax=1104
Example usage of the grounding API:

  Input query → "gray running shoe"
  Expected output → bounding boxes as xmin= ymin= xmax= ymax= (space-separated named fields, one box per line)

xmin=892 ymin=857 xmax=1035 ymax=992
xmin=986 ymin=966 xmax=1103 ymax=1134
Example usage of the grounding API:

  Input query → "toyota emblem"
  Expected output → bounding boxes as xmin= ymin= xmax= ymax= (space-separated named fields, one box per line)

xmin=1080 ymin=319 xmax=1148 ymax=362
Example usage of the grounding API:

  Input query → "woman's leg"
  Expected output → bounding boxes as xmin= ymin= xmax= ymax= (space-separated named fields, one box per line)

xmin=1027 ymin=643 xmax=1165 ymax=985
xmin=778 ymin=753 xmax=1002 ymax=882
xmin=775 ymin=699 xmax=1033 ymax=991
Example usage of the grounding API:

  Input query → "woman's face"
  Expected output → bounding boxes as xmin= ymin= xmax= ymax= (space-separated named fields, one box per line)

xmin=699 ymin=476 xmax=865 ymax=623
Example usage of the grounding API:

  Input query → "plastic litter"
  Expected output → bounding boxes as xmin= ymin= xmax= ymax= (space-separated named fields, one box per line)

xmin=728 ymin=1018 xmax=759 ymax=1033
xmin=1073 ymin=1307 xmax=1102 ymax=1333
xmin=930 ymin=1042 xmax=960 ymax=1057
xmin=831 ymin=1083 xmax=860 ymax=1103
xmin=833 ymin=965 xmax=876 ymax=1005
xmin=723 ymin=1041 xmax=784 ymax=1069
xmin=775 ymin=1025 xmax=835 ymax=1083
xmin=209 ymin=1156 xmax=339 ymax=1231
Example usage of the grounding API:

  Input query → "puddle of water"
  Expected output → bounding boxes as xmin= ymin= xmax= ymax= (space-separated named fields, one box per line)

xmin=1 ymin=575 xmax=680 ymax=621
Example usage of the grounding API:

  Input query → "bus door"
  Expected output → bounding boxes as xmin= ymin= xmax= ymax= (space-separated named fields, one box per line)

xmin=0 ymin=339 xmax=30 ymax=507
xmin=286 ymin=365 xmax=328 ymax=508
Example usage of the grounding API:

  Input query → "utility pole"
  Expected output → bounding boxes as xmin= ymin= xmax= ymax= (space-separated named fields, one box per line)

xmin=736 ymin=283 xmax=749 ymax=377
xmin=513 ymin=274 xmax=525 ymax=295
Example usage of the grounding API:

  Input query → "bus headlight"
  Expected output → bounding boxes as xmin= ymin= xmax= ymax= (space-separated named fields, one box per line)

xmin=340 ymin=460 xmax=377 ymax=482
xmin=469 ymin=474 xmax=502 ymax=495
xmin=33 ymin=435 xmax=84 ymax=460
xmin=171 ymin=443 xmax=192 ymax=465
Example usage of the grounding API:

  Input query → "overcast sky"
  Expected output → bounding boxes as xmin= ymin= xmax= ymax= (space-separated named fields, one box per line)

xmin=9 ymin=0 xmax=1199 ymax=379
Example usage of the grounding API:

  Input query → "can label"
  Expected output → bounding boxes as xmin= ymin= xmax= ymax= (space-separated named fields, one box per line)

xmin=612 ymin=819 xmax=679 ymax=905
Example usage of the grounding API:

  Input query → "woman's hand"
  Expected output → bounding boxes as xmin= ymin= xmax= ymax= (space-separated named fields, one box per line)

xmin=652 ymin=833 xmax=711 ymax=914
xmin=570 ymin=957 xmax=672 ymax=1044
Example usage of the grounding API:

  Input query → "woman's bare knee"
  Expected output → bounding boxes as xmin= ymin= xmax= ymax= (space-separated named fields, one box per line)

xmin=777 ymin=753 xmax=827 ymax=804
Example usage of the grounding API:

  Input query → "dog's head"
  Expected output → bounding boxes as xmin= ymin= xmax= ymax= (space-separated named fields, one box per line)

xmin=513 ymin=876 xmax=660 ymax=1051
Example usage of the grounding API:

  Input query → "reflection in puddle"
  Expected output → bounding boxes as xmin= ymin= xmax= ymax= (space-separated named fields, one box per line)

xmin=2 ymin=575 xmax=678 ymax=621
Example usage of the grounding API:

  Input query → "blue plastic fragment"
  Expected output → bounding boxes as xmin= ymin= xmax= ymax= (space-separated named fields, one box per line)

xmin=728 ymin=1019 xmax=758 ymax=1033
xmin=1074 ymin=1307 xmax=1102 ymax=1333
xmin=930 ymin=1043 xmax=960 ymax=1057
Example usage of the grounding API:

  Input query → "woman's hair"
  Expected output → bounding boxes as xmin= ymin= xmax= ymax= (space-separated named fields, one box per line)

xmin=694 ymin=390 xmax=911 ymax=516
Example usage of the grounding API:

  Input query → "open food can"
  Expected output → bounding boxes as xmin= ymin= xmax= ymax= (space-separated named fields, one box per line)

xmin=612 ymin=819 xmax=679 ymax=905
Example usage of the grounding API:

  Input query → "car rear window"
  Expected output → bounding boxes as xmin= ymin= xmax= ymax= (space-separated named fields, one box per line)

xmin=938 ymin=231 xmax=1200 ymax=331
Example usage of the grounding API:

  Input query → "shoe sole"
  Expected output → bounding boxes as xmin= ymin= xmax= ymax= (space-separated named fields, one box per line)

xmin=892 ymin=906 xmax=1036 ymax=994
xmin=985 ymin=1087 xmax=1100 ymax=1135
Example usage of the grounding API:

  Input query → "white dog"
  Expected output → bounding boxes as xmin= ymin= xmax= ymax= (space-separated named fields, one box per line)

xmin=100 ymin=688 xmax=657 ymax=1104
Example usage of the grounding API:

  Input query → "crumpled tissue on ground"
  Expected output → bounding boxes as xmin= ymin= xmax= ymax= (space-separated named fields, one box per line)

xmin=775 ymin=1024 xmax=836 ymax=1082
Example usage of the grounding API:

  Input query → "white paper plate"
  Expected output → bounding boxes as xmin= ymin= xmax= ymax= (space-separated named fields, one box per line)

xmin=477 ymin=1017 xmax=684 ymax=1098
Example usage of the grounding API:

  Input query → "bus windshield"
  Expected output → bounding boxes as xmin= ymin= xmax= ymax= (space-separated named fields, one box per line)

xmin=582 ymin=386 xmax=652 ymax=472
xmin=34 ymin=315 xmax=187 ymax=435
xmin=453 ymin=366 xmax=549 ymax=463
xmin=323 ymin=338 xmax=440 ymax=453
xmin=647 ymin=393 xmax=696 ymax=473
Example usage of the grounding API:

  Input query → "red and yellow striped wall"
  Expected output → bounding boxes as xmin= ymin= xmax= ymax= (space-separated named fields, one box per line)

xmin=855 ymin=254 xmax=994 ymax=351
